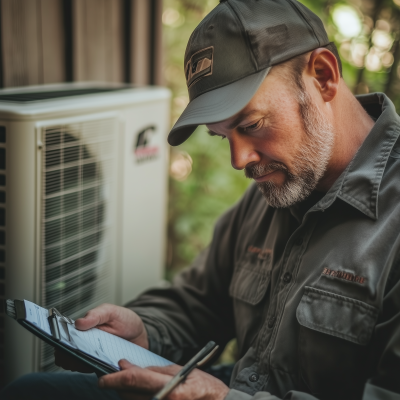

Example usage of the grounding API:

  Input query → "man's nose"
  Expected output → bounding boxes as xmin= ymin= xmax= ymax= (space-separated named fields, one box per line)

xmin=229 ymin=136 xmax=261 ymax=170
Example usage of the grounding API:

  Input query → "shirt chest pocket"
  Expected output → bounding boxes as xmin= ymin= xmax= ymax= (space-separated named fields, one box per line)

xmin=296 ymin=286 xmax=379 ymax=400
xmin=229 ymin=251 xmax=271 ymax=305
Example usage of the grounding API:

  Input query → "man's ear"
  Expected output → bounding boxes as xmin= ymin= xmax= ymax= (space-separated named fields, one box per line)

xmin=307 ymin=48 xmax=340 ymax=102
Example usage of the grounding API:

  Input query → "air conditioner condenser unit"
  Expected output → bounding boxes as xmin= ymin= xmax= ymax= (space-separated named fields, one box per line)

xmin=0 ymin=83 xmax=171 ymax=384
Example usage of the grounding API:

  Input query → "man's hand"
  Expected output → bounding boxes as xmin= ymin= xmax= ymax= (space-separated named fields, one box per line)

xmin=99 ymin=360 xmax=230 ymax=400
xmin=55 ymin=303 xmax=148 ymax=373
xmin=74 ymin=303 xmax=148 ymax=348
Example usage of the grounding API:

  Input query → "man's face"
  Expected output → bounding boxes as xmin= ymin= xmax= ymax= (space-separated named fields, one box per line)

xmin=206 ymin=67 xmax=335 ymax=208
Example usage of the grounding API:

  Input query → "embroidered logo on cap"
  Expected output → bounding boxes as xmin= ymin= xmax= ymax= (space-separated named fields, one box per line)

xmin=322 ymin=267 xmax=366 ymax=284
xmin=185 ymin=46 xmax=213 ymax=88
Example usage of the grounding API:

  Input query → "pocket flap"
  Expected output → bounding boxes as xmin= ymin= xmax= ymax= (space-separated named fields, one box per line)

xmin=229 ymin=253 xmax=271 ymax=305
xmin=296 ymin=286 xmax=379 ymax=345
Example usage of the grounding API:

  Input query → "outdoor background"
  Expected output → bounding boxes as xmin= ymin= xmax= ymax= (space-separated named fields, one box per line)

xmin=164 ymin=0 xmax=400 ymax=279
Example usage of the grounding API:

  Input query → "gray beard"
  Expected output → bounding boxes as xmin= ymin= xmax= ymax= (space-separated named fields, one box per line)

xmin=245 ymin=90 xmax=334 ymax=208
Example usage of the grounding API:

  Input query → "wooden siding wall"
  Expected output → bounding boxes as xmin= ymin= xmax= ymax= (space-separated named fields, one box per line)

xmin=0 ymin=0 xmax=163 ymax=88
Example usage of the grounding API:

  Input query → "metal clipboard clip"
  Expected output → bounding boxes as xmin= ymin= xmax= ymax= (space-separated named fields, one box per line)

xmin=48 ymin=308 xmax=74 ymax=341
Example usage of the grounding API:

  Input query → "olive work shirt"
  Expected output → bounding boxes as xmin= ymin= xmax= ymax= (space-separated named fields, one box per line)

xmin=127 ymin=92 xmax=400 ymax=400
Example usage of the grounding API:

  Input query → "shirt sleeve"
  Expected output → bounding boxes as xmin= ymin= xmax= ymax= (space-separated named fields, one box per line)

xmin=359 ymin=260 xmax=400 ymax=399
xmin=125 ymin=184 xmax=259 ymax=364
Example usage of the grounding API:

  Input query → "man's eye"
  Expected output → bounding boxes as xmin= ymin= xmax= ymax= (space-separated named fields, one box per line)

xmin=243 ymin=121 xmax=261 ymax=132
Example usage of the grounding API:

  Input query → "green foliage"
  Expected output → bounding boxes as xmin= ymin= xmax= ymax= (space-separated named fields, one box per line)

xmin=167 ymin=127 xmax=250 ymax=274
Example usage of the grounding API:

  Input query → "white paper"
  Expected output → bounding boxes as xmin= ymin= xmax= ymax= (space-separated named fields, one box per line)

xmin=24 ymin=300 xmax=52 ymax=336
xmin=63 ymin=323 xmax=172 ymax=370
xmin=23 ymin=300 xmax=172 ymax=370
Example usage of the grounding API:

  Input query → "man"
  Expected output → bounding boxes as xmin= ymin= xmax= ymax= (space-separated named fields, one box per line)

xmin=3 ymin=0 xmax=400 ymax=399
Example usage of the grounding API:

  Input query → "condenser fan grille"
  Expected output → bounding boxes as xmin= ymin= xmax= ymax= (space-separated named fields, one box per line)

xmin=40 ymin=120 xmax=116 ymax=371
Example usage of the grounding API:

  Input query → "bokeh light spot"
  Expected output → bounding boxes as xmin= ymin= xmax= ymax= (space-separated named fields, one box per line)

xmin=170 ymin=151 xmax=193 ymax=181
xmin=332 ymin=5 xmax=362 ymax=38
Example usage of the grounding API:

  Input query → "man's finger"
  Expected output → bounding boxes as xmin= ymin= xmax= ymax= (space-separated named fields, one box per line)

xmin=118 ymin=359 xmax=136 ymax=370
xmin=119 ymin=359 xmax=182 ymax=376
xmin=99 ymin=364 xmax=171 ymax=392
xmin=75 ymin=304 xmax=112 ymax=330
xmin=145 ymin=364 xmax=183 ymax=376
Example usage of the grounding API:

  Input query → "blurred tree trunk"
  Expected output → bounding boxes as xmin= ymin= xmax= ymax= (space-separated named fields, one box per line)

xmin=354 ymin=0 xmax=384 ymax=94
xmin=384 ymin=38 xmax=400 ymax=98
xmin=384 ymin=7 xmax=400 ymax=99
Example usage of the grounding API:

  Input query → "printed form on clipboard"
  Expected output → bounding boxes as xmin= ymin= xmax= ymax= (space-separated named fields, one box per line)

xmin=18 ymin=300 xmax=173 ymax=372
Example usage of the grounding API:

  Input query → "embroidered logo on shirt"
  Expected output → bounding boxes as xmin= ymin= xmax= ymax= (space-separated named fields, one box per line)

xmin=322 ymin=267 xmax=366 ymax=284
xmin=247 ymin=245 xmax=272 ymax=260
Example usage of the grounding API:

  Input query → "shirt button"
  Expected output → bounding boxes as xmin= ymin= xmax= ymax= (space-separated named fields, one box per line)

xmin=249 ymin=373 xmax=259 ymax=382
xmin=283 ymin=272 xmax=292 ymax=283
xmin=268 ymin=317 xmax=276 ymax=328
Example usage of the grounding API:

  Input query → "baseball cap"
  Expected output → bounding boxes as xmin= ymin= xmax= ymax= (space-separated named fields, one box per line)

xmin=168 ymin=0 xmax=330 ymax=146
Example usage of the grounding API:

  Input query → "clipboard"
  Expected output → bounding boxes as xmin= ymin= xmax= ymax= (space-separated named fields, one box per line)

xmin=6 ymin=299 xmax=117 ymax=376
xmin=7 ymin=298 xmax=175 ymax=377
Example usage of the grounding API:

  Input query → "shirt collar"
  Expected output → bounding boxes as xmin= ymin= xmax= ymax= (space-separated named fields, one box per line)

xmin=313 ymin=93 xmax=400 ymax=220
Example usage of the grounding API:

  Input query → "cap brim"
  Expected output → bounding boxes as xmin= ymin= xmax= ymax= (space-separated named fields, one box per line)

xmin=168 ymin=67 xmax=271 ymax=146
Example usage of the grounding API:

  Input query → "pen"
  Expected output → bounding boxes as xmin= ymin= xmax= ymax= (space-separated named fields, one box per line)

xmin=152 ymin=341 xmax=219 ymax=400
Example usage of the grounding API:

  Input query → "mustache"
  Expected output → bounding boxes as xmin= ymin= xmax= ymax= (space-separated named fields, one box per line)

xmin=244 ymin=162 xmax=288 ymax=180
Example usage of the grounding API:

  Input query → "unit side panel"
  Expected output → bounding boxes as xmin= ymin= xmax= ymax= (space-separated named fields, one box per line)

xmin=119 ymin=98 xmax=170 ymax=304
xmin=4 ymin=120 xmax=38 ymax=383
